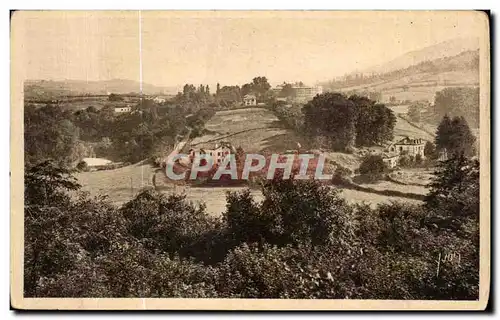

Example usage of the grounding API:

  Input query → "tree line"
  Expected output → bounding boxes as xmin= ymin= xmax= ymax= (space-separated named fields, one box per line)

xmin=271 ymin=92 xmax=396 ymax=152
xmin=24 ymin=89 xmax=219 ymax=167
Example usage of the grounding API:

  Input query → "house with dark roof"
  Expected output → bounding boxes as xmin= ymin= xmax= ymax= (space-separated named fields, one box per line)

xmin=243 ymin=94 xmax=257 ymax=106
xmin=388 ymin=137 xmax=425 ymax=158
xmin=381 ymin=152 xmax=400 ymax=168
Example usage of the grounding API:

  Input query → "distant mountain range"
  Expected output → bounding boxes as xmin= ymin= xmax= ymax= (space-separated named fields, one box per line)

xmin=24 ymin=79 xmax=180 ymax=99
xmin=321 ymin=37 xmax=480 ymax=103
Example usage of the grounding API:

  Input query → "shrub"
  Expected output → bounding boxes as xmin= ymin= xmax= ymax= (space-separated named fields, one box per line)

xmin=24 ymin=160 xmax=479 ymax=299
xmin=415 ymin=153 xmax=423 ymax=165
xmin=331 ymin=165 xmax=352 ymax=185
xmin=76 ymin=160 xmax=89 ymax=171
xmin=424 ymin=141 xmax=437 ymax=160
xmin=359 ymin=155 xmax=386 ymax=175
xmin=425 ymin=153 xmax=479 ymax=225
xmin=259 ymin=178 xmax=355 ymax=247
xmin=215 ymin=243 xmax=352 ymax=299
xmin=120 ymin=189 xmax=223 ymax=260
xmin=224 ymin=189 xmax=269 ymax=244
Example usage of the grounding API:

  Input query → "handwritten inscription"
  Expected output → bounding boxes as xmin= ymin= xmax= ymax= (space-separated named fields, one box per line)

xmin=436 ymin=252 xmax=461 ymax=277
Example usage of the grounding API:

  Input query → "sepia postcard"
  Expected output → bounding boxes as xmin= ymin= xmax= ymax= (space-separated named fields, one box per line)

xmin=10 ymin=10 xmax=490 ymax=310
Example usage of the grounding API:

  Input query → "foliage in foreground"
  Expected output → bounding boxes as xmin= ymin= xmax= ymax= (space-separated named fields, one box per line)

xmin=24 ymin=156 xmax=479 ymax=299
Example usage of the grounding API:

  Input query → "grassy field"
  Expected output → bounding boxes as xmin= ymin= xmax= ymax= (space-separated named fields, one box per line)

xmin=338 ymin=70 xmax=478 ymax=103
xmin=392 ymin=114 xmax=436 ymax=142
xmin=165 ymin=185 xmax=422 ymax=216
xmin=389 ymin=168 xmax=435 ymax=186
xmin=189 ymin=107 xmax=308 ymax=153
xmin=74 ymin=161 xmax=158 ymax=206
xmin=360 ymin=180 xmax=428 ymax=196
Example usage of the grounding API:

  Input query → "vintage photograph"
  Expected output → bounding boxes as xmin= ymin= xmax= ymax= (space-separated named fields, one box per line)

xmin=11 ymin=10 xmax=489 ymax=310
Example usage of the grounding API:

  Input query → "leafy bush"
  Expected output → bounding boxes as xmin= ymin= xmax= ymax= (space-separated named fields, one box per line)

xmin=120 ymin=190 xmax=222 ymax=260
xmin=359 ymin=155 xmax=386 ymax=175
xmin=224 ymin=189 xmax=268 ymax=244
xmin=24 ymin=155 xmax=480 ymax=299
xmin=259 ymin=178 xmax=355 ymax=247
xmin=331 ymin=165 xmax=353 ymax=185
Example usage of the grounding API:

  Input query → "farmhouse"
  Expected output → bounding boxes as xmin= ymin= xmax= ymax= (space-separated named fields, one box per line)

xmin=153 ymin=96 xmax=167 ymax=104
xmin=78 ymin=157 xmax=113 ymax=171
xmin=382 ymin=152 xmax=399 ymax=169
xmin=114 ymin=106 xmax=131 ymax=113
xmin=389 ymin=137 xmax=425 ymax=158
xmin=272 ymin=83 xmax=323 ymax=103
xmin=243 ymin=94 xmax=257 ymax=106
xmin=189 ymin=143 xmax=234 ymax=165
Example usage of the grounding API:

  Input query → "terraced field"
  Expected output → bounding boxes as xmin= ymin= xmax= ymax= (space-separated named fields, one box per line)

xmin=189 ymin=107 xmax=308 ymax=153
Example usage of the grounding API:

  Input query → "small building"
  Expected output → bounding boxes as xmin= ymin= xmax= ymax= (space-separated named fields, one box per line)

xmin=293 ymin=84 xmax=323 ymax=103
xmin=438 ymin=148 xmax=448 ymax=162
xmin=272 ymin=83 xmax=323 ymax=103
xmin=189 ymin=143 xmax=233 ymax=166
xmin=389 ymin=137 xmax=425 ymax=158
xmin=78 ymin=157 xmax=114 ymax=171
xmin=114 ymin=106 xmax=131 ymax=113
xmin=382 ymin=152 xmax=399 ymax=169
xmin=153 ymin=96 xmax=167 ymax=104
xmin=243 ymin=94 xmax=257 ymax=106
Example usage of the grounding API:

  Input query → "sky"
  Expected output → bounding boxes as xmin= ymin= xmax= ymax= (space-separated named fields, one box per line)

xmin=15 ymin=11 xmax=487 ymax=89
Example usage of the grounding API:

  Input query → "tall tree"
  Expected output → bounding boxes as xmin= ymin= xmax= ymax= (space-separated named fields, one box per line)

xmin=252 ymin=77 xmax=271 ymax=95
xmin=349 ymin=95 xmax=396 ymax=147
xmin=24 ymin=105 xmax=80 ymax=167
xmin=435 ymin=114 xmax=452 ymax=152
xmin=425 ymin=153 xmax=479 ymax=222
xmin=241 ymin=83 xmax=254 ymax=97
xmin=434 ymin=87 xmax=479 ymax=128
xmin=435 ymin=115 xmax=476 ymax=157
xmin=302 ymin=92 xmax=357 ymax=151
xmin=424 ymin=141 xmax=437 ymax=160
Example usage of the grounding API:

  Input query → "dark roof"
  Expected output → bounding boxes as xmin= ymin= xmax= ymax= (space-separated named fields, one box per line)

xmin=394 ymin=137 xmax=425 ymax=145
xmin=382 ymin=152 xmax=399 ymax=159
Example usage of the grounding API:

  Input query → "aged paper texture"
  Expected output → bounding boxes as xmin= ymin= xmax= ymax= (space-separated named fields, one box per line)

xmin=11 ymin=10 xmax=490 ymax=310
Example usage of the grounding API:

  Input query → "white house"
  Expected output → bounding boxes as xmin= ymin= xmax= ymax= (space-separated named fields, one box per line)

xmin=272 ymin=83 xmax=323 ymax=103
xmin=243 ymin=94 xmax=257 ymax=106
xmin=114 ymin=106 xmax=132 ymax=113
xmin=189 ymin=143 xmax=234 ymax=166
xmin=382 ymin=152 xmax=399 ymax=168
xmin=389 ymin=137 xmax=425 ymax=158
xmin=153 ymin=96 xmax=166 ymax=104
xmin=292 ymin=84 xmax=323 ymax=103
xmin=81 ymin=157 xmax=112 ymax=167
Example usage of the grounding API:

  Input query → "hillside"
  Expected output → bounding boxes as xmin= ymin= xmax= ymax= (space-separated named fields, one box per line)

xmin=362 ymin=37 xmax=479 ymax=74
xmin=24 ymin=79 xmax=179 ymax=99
xmin=322 ymin=38 xmax=480 ymax=103
xmin=188 ymin=107 xmax=308 ymax=154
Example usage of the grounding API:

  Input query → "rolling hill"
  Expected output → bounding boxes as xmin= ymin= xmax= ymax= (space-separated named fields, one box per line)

xmin=362 ymin=37 xmax=479 ymax=74
xmin=24 ymin=79 xmax=179 ymax=99
xmin=321 ymin=38 xmax=480 ymax=103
